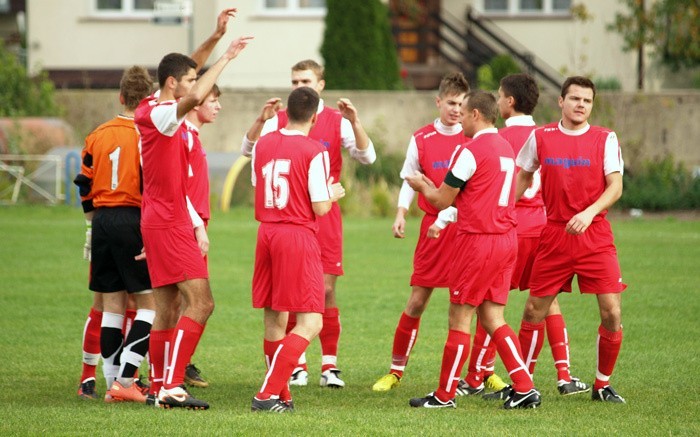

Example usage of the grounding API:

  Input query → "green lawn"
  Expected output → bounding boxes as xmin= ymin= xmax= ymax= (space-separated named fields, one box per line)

xmin=1 ymin=205 xmax=699 ymax=435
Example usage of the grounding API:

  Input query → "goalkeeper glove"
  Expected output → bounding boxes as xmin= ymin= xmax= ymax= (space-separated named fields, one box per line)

xmin=84 ymin=220 xmax=92 ymax=261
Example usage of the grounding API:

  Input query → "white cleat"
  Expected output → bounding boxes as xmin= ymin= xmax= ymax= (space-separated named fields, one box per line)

xmin=289 ymin=369 xmax=308 ymax=386
xmin=319 ymin=369 xmax=345 ymax=388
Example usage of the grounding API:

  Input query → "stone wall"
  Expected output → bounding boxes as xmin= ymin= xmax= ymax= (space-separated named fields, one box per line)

xmin=55 ymin=89 xmax=700 ymax=172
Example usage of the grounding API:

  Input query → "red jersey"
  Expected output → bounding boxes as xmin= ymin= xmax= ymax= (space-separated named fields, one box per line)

xmin=277 ymin=106 xmax=343 ymax=182
xmin=529 ymin=123 xmax=620 ymax=224
xmin=135 ymin=96 xmax=191 ymax=229
xmin=413 ymin=123 xmax=463 ymax=215
xmin=446 ymin=129 xmax=517 ymax=234
xmin=78 ymin=116 xmax=142 ymax=210
xmin=500 ymin=121 xmax=545 ymax=237
xmin=186 ymin=122 xmax=210 ymax=221
xmin=253 ymin=130 xmax=331 ymax=232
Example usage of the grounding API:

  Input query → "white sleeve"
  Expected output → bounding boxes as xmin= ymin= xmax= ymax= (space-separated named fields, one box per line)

xmin=450 ymin=148 xmax=477 ymax=183
xmin=308 ymin=151 xmax=331 ymax=202
xmin=241 ymin=116 xmax=279 ymax=157
xmin=150 ymin=104 xmax=184 ymax=137
xmin=397 ymin=180 xmax=415 ymax=210
xmin=515 ymin=131 xmax=540 ymax=172
xmin=603 ymin=131 xmax=624 ymax=175
xmin=250 ymin=149 xmax=257 ymax=187
xmin=399 ymin=136 xmax=420 ymax=179
xmin=186 ymin=195 xmax=204 ymax=228
xmin=433 ymin=206 xmax=457 ymax=229
xmin=340 ymin=117 xmax=377 ymax=164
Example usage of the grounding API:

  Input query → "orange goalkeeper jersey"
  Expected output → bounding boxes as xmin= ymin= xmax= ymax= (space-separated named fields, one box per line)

xmin=78 ymin=115 xmax=142 ymax=209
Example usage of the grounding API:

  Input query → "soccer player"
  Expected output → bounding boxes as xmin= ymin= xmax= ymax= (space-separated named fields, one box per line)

xmin=241 ymin=59 xmax=376 ymax=388
xmin=515 ymin=76 xmax=627 ymax=404
xmin=405 ymin=90 xmax=540 ymax=410
xmin=371 ymin=72 xmax=471 ymax=392
xmin=250 ymin=87 xmax=345 ymax=413
xmin=74 ymin=66 xmax=155 ymax=403
xmin=135 ymin=35 xmax=252 ymax=410
xmin=181 ymin=83 xmax=223 ymax=389
xmin=462 ymin=73 xmax=590 ymax=400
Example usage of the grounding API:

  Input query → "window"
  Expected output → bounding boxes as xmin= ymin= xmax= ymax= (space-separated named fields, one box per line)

xmin=93 ymin=0 xmax=156 ymax=17
xmin=259 ymin=0 xmax=326 ymax=16
xmin=479 ymin=0 xmax=571 ymax=16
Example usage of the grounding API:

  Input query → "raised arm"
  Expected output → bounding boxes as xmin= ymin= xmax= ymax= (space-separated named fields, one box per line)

xmin=190 ymin=8 xmax=238 ymax=71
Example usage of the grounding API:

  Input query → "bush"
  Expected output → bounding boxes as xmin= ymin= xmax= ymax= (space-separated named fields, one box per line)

xmin=476 ymin=54 xmax=521 ymax=90
xmin=618 ymin=155 xmax=700 ymax=210
xmin=321 ymin=0 xmax=403 ymax=90
xmin=0 ymin=40 xmax=61 ymax=117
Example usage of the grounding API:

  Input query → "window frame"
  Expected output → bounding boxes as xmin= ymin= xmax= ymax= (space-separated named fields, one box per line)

xmin=90 ymin=0 xmax=158 ymax=19
xmin=478 ymin=0 xmax=572 ymax=17
xmin=256 ymin=0 xmax=326 ymax=18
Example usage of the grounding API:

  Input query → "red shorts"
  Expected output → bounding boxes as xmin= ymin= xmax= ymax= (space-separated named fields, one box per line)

xmin=411 ymin=214 xmax=457 ymax=288
xmin=141 ymin=223 xmax=208 ymax=288
xmin=252 ymin=223 xmax=325 ymax=313
xmin=529 ymin=220 xmax=627 ymax=297
xmin=510 ymin=235 xmax=539 ymax=291
xmin=316 ymin=202 xmax=343 ymax=276
xmin=449 ymin=230 xmax=517 ymax=307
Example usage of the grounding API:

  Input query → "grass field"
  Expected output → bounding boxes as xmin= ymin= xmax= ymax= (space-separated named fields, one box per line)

xmin=1 ymin=205 xmax=699 ymax=436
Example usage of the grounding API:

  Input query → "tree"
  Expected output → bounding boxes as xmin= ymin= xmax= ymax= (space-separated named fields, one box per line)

xmin=0 ymin=40 xmax=61 ymax=117
xmin=321 ymin=0 xmax=402 ymax=90
xmin=608 ymin=0 xmax=700 ymax=89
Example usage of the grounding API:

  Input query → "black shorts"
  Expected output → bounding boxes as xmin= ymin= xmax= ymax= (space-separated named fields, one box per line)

xmin=90 ymin=207 xmax=151 ymax=293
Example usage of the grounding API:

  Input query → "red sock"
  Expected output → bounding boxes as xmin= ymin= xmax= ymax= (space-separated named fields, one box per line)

xmin=390 ymin=312 xmax=421 ymax=378
xmin=148 ymin=329 xmax=172 ymax=395
xmin=545 ymin=314 xmax=571 ymax=382
xmin=519 ymin=320 xmax=545 ymax=375
xmin=435 ymin=330 xmax=470 ymax=402
xmin=594 ymin=325 xmax=623 ymax=390
xmin=319 ymin=307 xmax=341 ymax=372
xmin=493 ymin=325 xmax=533 ymax=393
xmin=257 ymin=334 xmax=309 ymax=399
xmin=465 ymin=319 xmax=490 ymax=388
xmin=286 ymin=314 xmax=308 ymax=372
xmin=123 ymin=308 xmax=137 ymax=337
xmin=80 ymin=307 xmax=102 ymax=382
xmin=264 ymin=339 xmax=292 ymax=402
xmin=163 ymin=317 xmax=204 ymax=389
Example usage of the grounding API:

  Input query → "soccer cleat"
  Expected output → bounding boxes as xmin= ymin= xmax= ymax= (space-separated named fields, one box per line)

xmin=409 ymin=392 xmax=456 ymax=409
xmin=105 ymin=381 xmax=147 ymax=403
xmin=157 ymin=385 xmax=209 ymax=410
xmin=372 ymin=373 xmax=400 ymax=392
xmin=592 ymin=385 xmax=626 ymax=404
xmin=184 ymin=363 xmax=209 ymax=388
xmin=289 ymin=369 xmax=308 ymax=386
xmin=319 ymin=369 xmax=345 ymax=388
xmin=77 ymin=378 xmax=98 ymax=400
xmin=558 ymin=377 xmax=591 ymax=396
xmin=484 ymin=373 xmax=508 ymax=391
xmin=482 ymin=385 xmax=513 ymax=401
xmin=251 ymin=397 xmax=293 ymax=413
xmin=503 ymin=388 xmax=541 ymax=409
xmin=134 ymin=377 xmax=151 ymax=395
xmin=145 ymin=393 xmax=157 ymax=406
xmin=455 ymin=379 xmax=484 ymax=396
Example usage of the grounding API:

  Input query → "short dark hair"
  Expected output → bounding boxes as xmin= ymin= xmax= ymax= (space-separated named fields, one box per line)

xmin=561 ymin=76 xmax=596 ymax=100
xmin=120 ymin=66 xmax=153 ymax=110
xmin=438 ymin=72 xmax=470 ymax=98
xmin=291 ymin=59 xmax=324 ymax=81
xmin=500 ymin=73 xmax=539 ymax=115
xmin=466 ymin=90 xmax=498 ymax=124
xmin=157 ymin=53 xmax=197 ymax=88
xmin=287 ymin=87 xmax=320 ymax=123
xmin=196 ymin=82 xmax=221 ymax=105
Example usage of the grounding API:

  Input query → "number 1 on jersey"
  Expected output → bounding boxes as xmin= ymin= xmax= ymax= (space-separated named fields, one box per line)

xmin=108 ymin=147 xmax=121 ymax=190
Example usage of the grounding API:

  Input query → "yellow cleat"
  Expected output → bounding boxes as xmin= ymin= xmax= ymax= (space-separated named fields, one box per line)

xmin=484 ymin=373 xmax=508 ymax=392
xmin=372 ymin=373 xmax=400 ymax=392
